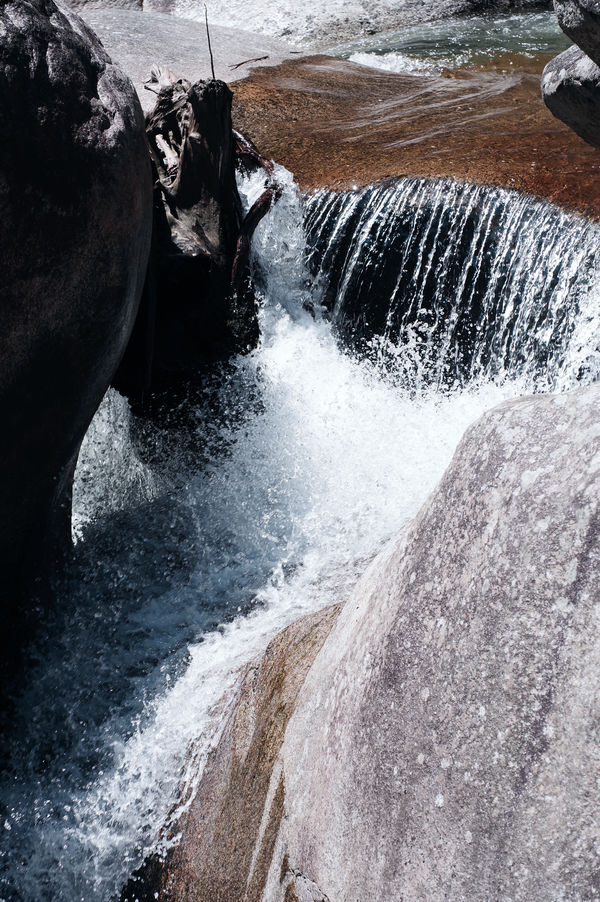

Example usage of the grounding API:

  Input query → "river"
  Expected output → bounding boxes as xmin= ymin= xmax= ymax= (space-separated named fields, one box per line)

xmin=1 ymin=13 xmax=598 ymax=902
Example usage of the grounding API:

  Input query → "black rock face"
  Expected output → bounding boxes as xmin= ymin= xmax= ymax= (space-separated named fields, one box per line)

xmin=0 ymin=0 xmax=152 ymax=605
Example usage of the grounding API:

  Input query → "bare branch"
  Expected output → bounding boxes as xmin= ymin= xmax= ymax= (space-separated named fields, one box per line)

xmin=204 ymin=4 xmax=216 ymax=81
xmin=228 ymin=55 xmax=269 ymax=70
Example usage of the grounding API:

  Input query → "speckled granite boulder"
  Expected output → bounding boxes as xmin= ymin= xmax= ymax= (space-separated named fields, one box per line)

xmin=0 ymin=0 xmax=152 ymax=602
xmin=152 ymin=385 xmax=600 ymax=901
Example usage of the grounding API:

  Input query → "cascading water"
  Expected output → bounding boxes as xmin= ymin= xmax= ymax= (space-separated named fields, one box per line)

xmin=1 ymin=167 xmax=599 ymax=902
xmin=305 ymin=178 xmax=600 ymax=388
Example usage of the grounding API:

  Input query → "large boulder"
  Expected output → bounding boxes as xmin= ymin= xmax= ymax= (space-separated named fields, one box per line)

xmin=150 ymin=384 xmax=600 ymax=901
xmin=542 ymin=44 xmax=600 ymax=148
xmin=555 ymin=0 xmax=600 ymax=65
xmin=0 ymin=0 xmax=152 ymax=603
xmin=543 ymin=0 xmax=600 ymax=150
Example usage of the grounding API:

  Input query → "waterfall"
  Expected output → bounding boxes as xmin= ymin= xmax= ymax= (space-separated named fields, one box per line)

xmin=1 ymin=169 xmax=600 ymax=902
xmin=305 ymin=178 xmax=600 ymax=389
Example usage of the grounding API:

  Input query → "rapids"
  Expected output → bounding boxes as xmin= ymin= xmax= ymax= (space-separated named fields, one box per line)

xmin=336 ymin=11 xmax=571 ymax=74
xmin=0 ymin=167 xmax=599 ymax=901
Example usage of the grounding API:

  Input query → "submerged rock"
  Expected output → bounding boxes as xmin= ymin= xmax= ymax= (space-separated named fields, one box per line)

xmin=0 ymin=0 xmax=152 ymax=603
xmin=152 ymin=385 xmax=600 ymax=900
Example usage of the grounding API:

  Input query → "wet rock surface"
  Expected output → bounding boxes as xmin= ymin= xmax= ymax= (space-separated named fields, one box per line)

xmin=233 ymin=54 xmax=600 ymax=217
xmin=154 ymin=385 xmax=600 ymax=900
xmin=121 ymin=604 xmax=341 ymax=902
xmin=0 ymin=0 xmax=152 ymax=604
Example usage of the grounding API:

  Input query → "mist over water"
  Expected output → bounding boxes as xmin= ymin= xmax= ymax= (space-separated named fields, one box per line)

xmin=1 ymin=168 xmax=599 ymax=901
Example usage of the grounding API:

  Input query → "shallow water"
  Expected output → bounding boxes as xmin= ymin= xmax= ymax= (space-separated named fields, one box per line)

xmin=0 ymin=167 xmax=598 ymax=901
xmin=336 ymin=11 xmax=571 ymax=74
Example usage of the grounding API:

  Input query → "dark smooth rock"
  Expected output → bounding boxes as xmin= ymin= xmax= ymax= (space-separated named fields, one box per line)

xmin=555 ymin=0 xmax=600 ymax=66
xmin=0 ymin=0 xmax=152 ymax=603
xmin=542 ymin=44 xmax=600 ymax=148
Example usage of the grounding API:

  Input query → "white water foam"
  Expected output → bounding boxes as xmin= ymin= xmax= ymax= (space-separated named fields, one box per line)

xmin=1 ymin=168 xmax=596 ymax=902
xmin=174 ymin=0 xmax=471 ymax=48
xmin=337 ymin=10 xmax=569 ymax=71
xmin=72 ymin=390 xmax=161 ymax=541
xmin=63 ymin=173 xmax=520 ymax=897
xmin=348 ymin=50 xmax=444 ymax=74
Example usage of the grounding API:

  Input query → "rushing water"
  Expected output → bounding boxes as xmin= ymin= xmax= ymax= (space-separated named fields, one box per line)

xmin=305 ymin=179 xmax=600 ymax=388
xmin=336 ymin=11 xmax=571 ymax=74
xmin=1 ymin=168 xmax=599 ymax=902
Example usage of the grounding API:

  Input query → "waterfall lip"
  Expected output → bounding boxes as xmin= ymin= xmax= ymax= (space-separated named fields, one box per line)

xmin=303 ymin=175 xmax=600 ymax=391
xmin=304 ymin=174 xmax=600 ymax=224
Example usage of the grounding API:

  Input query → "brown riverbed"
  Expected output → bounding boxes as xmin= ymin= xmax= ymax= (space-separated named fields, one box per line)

xmin=232 ymin=54 xmax=600 ymax=217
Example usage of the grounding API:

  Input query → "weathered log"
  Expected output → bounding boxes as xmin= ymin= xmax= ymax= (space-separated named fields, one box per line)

xmin=115 ymin=82 xmax=283 ymax=401
xmin=229 ymin=55 xmax=270 ymax=70
xmin=235 ymin=127 xmax=277 ymax=177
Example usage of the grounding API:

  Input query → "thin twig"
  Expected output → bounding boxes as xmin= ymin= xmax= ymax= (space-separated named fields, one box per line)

xmin=204 ymin=4 xmax=216 ymax=81
xmin=228 ymin=55 xmax=269 ymax=70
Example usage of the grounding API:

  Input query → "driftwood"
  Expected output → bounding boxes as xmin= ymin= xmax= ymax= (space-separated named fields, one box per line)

xmin=228 ymin=55 xmax=269 ymax=70
xmin=115 ymin=74 xmax=282 ymax=401
xmin=143 ymin=64 xmax=179 ymax=94
xmin=204 ymin=5 xmax=216 ymax=81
